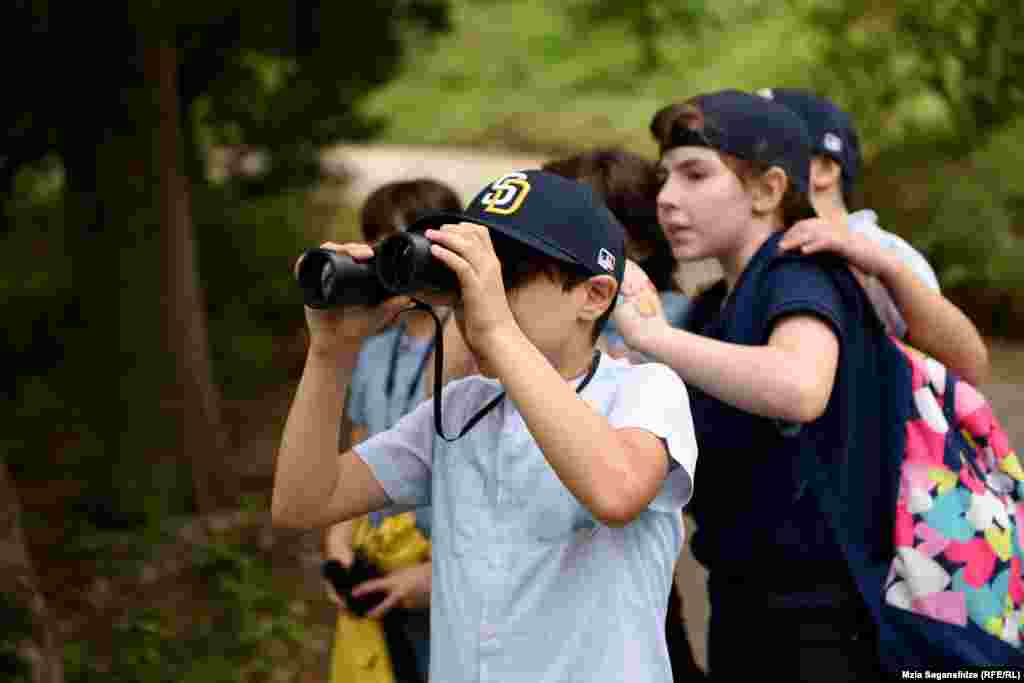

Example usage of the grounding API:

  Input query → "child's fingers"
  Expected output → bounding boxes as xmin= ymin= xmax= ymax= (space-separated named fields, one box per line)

xmin=322 ymin=579 xmax=348 ymax=609
xmin=366 ymin=591 xmax=403 ymax=620
xmin=320 ymin=241 xmax=375 ymax=261
xmin=430 ymin=244 xmax=474 ymax=281
xmin=779 ymin=232 xmax=811 ymax=251
xmin=424 ymin=228 xmax=469 ymax=253
xmin=350 ymin=576 xmax=389 ymax=598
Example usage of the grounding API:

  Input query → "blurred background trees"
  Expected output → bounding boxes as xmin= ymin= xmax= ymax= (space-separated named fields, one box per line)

xmin=2 ymin=1 xmax=450 ymax=679
xmin=1 ymin=0 xmax=1020 ymax=679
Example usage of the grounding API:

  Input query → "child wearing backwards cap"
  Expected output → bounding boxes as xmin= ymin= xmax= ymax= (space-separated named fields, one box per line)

xmin=273 ymin=170 xmax=698 ymax=683
xmin=760 ymin=88 xmax=989 ymax=386
xmin=323 ymin=178 xmax=464 ymax=683
xmin=616 ymin=90 xmax=891 ymax=680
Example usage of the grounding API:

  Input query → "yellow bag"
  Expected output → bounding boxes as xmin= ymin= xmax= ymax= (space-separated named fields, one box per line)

xmin=329 ymin=512 xmax=431 ymax=683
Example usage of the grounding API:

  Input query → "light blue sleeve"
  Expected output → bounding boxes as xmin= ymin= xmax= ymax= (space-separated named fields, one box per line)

xmin=353 ymin=397 xmax=434 ymax=509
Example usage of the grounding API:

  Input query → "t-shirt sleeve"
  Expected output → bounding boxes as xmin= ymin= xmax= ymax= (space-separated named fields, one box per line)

xmin=353 ymin=396 xmax=434 ymax=509
xmin=885 ymin=233 xmax=941 ymax=292
xmin=759 ymin=257 xmax=847 ymax=344
xmin=607 ymin=363 xmax=698 ymax=513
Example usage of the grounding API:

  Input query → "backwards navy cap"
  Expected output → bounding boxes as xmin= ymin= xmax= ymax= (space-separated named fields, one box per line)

xmin=410 ymin=169 xmax=627 ymax=286
xmin=663 ymin=89 xmax=813 ymax=196
xmin=757 ymin=88 xmax=862 ymax=198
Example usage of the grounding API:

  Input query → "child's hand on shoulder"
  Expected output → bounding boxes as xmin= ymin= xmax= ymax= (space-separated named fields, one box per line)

xmin=424 ymin=223 xmax=518 ymax=355
xmin=779 ymin=217 xmax=894 ymax=278
xmin=296 ymin=242 xmax=412 ymax=355
xmin=612 ymin=260 xmax=669 ymax=351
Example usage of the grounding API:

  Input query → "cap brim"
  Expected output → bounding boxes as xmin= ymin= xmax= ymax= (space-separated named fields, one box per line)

xmin=408 ymin=212 xmax=589 ymax=273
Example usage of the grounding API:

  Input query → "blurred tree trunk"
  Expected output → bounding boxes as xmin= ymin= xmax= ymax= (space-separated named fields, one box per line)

xmin=0 ymin=460 xmax=63 ymax=683
xmin=148 ymin=42 xmax=235 ymax=513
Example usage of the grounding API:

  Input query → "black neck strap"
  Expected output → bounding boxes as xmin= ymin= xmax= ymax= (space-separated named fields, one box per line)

xmin=399 ymin=302 xmax=602 ymax=442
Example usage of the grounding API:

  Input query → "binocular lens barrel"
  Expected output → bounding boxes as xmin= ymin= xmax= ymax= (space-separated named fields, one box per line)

xmin=376 ymin=232 xmax=459 ymax=296
xmin=295 ymin=231 xmax=459 ymax=309
xmin=296 ymin=248 xmax=389 ymax=308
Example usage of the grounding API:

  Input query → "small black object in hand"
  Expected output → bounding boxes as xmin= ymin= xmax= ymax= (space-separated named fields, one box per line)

xmin=321 ymin=552 xmax=385 ymax=617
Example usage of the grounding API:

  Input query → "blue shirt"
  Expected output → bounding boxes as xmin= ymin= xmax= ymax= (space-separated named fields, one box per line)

xmin=348 ymin=324 xmax=434 ymax=437
xmin=354 ymin=354 xmax=698 ymax=683
xmin=684 ymin=234 xmax=881 ymax=606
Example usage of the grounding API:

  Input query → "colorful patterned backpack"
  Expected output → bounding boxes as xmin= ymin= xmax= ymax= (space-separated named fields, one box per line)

xmin=688 ymin=235 xmax=1024 ymax=667
xmin=883 ymin=340 xmax=1024 ymax=651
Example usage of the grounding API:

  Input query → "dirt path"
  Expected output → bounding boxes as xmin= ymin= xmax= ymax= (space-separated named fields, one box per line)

xmin=322 ymin=143 xmax=1022 ymax=673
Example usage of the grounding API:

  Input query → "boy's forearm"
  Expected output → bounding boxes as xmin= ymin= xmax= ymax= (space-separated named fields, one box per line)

xmin=483 ymin=329 xmax=645 ymax=526
xmin=875 ymin=256 xmax=989 ymax=385
xmin=633 ymin=324 xmax=827 ymax=423
xmin=273 ymin=345 xmax=361 ymax=528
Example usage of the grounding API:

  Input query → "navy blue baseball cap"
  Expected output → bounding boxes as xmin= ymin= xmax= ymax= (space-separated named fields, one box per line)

xmin=757 ymin=88 xmax=862 ymax=198
xmin=657 ymin=89 xmax=813 ymax=196
xmin=409 ymin=169 xmax=627 ymax=286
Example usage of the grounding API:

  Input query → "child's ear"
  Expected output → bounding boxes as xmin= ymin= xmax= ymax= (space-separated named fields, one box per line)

xmin=751 ymin=166 xmax=788 ymax=216
xmin=579 ymin=274 xmax=618 ymax=322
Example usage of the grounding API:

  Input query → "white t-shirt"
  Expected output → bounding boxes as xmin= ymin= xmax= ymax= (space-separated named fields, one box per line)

xmin=354 ymin=353 xmax=697 ymax=683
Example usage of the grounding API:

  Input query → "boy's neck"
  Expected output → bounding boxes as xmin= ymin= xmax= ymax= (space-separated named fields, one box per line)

xmin=718 ymin=220 xmax=776 ymax=292
xmin=548 ymin=333 xmax=598 ymax=381
xmin=812 ymin=190 xmax=850 ymax=224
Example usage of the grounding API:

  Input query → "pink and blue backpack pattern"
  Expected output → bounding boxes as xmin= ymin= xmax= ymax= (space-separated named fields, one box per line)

xmin=885 ymin=340 xmax=1024 ymax=649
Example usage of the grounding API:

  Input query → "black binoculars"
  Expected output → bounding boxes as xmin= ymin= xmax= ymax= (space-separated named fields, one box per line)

xmin=321 ymin=554 xmax=386 ymax=617
xmin=296 ymin=232 xmax=458 ymax=309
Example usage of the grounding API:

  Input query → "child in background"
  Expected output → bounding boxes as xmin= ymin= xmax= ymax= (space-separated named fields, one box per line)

xmin=325 ymin=178 xmax=461 ymax=683
xmin=758 ymin=88 xmax=989 ymax=385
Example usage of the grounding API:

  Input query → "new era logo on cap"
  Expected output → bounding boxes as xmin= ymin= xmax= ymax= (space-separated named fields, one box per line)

xmin=597 ymin=248 xmax=616 ymax=273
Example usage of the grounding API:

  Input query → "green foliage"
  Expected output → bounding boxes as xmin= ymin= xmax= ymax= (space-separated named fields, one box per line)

xmin=64 ymin=541 xmax=308 ymax=683
xmin=193 ymin=187 xmax=316 ymax=397
xmin=1 ymin=2 xmax=453 ymax=192
xmin=364 ymin=0 xmax=822 ymax=154
xmin=805 ymin=0 xmax=1024 ymax=153
xmin=566 ymin=0 xmax=709 ymax=73
xmin=918 ymin=170 xmax=1022 ymax=290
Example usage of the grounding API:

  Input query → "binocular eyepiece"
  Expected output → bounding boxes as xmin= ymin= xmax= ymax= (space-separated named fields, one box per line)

xmin=296 ymin=232 xmax=459 ymax=309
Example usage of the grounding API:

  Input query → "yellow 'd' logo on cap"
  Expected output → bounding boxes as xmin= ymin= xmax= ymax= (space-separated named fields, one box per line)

xmin=480 ymin=172 xmax=531 ymax=215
